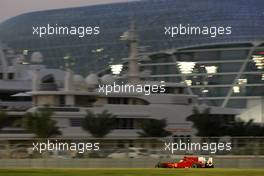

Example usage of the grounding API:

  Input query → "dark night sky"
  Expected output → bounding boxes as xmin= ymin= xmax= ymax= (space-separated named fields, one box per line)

xmin=0 ymin=0 xmax=136 ymax=22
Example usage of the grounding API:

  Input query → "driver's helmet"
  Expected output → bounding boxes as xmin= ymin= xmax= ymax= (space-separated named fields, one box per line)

xmin=198 ymin=157 xmax=206 ymax=164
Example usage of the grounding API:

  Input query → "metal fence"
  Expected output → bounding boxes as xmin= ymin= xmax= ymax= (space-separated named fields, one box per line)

xmin=0 ymin=137 xmax=263 ymax=168
xmin=0 ymin=137 xmax=263 ymax=159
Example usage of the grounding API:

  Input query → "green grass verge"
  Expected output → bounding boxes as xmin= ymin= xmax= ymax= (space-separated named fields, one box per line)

xmin=0 ymin=168 xmax=263 ymax=176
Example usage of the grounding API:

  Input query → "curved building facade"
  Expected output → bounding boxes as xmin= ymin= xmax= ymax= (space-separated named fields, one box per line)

xmin=0 ymin=0 xmax=264 ymax=74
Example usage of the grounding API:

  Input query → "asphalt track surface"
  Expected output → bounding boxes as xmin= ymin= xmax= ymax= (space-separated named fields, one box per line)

xmin=0 ymin=168 xmax=263 ymax=176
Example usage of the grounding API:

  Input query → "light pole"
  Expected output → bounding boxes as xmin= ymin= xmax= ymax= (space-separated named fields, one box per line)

xmin=91 ymin=47 xmax=104 ymax=72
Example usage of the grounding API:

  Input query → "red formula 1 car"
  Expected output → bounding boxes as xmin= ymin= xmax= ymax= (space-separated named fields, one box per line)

xmin=155 ymin=156 xmax=214 ymax=168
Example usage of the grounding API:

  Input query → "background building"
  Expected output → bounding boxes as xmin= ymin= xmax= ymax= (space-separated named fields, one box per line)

xmin=0 ymin=0 xmax=264 ymax=73
xmin=0 ymin=0 xmax=263 ymax=122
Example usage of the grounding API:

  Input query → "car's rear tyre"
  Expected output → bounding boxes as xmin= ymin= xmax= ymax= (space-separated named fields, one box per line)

xmin=191 ymin=164 xmax=200 ymax=168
